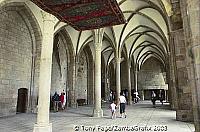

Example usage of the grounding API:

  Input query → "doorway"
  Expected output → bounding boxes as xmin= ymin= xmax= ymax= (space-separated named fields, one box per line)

xmin=16 ymin=88 xmax=28 ymax=113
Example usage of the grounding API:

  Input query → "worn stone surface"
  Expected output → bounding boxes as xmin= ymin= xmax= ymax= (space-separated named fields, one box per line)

xmin=0 ymin=101 xmax=195 ymax=132
xmin=0 ymin=1 xmax=200 ymax=131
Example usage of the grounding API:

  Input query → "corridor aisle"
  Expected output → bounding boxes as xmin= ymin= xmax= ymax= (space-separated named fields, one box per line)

xmin=0 ymin=101 xmax=194 ymax=132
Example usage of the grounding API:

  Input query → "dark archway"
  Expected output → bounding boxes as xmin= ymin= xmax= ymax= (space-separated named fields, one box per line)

xmin=17 ymin=88 xmax=28 ymax=113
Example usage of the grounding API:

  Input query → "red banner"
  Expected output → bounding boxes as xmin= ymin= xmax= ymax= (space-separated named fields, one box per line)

xmin=31 ymin=0 xmax=126 ymax=31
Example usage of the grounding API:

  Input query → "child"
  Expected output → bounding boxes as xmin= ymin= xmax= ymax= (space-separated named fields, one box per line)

xmin=110 ymin=101 xmax=117 ymax=119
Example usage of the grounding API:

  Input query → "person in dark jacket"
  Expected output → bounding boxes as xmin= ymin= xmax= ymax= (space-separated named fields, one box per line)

xmin=52 ymin=92 xmax=60 ymax=112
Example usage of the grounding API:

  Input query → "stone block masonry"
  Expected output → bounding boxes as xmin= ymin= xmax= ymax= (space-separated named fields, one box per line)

xmin=0 ymin=9 xmax=32 ymax=117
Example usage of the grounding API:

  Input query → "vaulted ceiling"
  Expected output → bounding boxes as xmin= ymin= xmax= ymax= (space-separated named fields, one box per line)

xmin=53 ymin=0 xmax=172 ymax=70
xmin=103 ymin=0 xmax=171 ymax=70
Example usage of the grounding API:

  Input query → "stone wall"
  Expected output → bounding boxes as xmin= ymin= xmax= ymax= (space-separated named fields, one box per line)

xmin=76 ymin=51 xmax=87 ymax=102
xmin=138 ymin=57 xmax=166 ymax=90
xmin=0 ymin=9 xmax=32 ymax=116
xmin=51 ymin=54 xmax=62 ymax=94
xmin=51 ymin=36 xmax=68 ymax=102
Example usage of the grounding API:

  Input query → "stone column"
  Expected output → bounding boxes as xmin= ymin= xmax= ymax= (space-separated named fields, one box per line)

xmin=105 ymin=66 xmax=110 ymax=102
xmin=33 ymin=12 xmax=55 ymax=132
xmin=127 ymin=62 xmax=132 ymax=105
xmin=191 ymin=46 xmax=200 ymax=132
xmin=69 ymin=57 xmax=77 ymax=108
xmin=141 ymin=90 xmax=145 ymax=101
xmin=93 ymin=29 xmax=104 ymax=117
xmin=183 ymin=0 xmax=200 ymax=131
xmin=170 ymin=29 xmax=193 ymax=122
xmin=164 ymin=90 xmax=167 ymax=102
xmin=67 ymin=56 xmax=78 ymax=108
xmin=87 ymin=56 xmax=94 ymax=105
xmin=168 ymin=42 xmax=178 ymax=110
xmin=131 ymin=67 xmax=135 ymax=90
xmin=134 ymin=68 xmax=138 ymax=92
xmin=168 ymin=0 xmax=183 ymax=111
xmin=116 ymin=57 xmax=121 ymax=103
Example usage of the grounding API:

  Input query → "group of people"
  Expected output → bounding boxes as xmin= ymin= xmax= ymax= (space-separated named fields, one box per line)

xmin=52 ymin=90 xmax=66 ymax=112
xmin=109 ymin=90 xmax=165 ymax=119
xmin=109 ymin=89 xmax=140 ymax=104
xmin=50 ymin=89 xmax=164 ymax=117
xmin=109 ymin=92 xmax=127 ymax=119
xmin=109 ymin=89 xmax=140 ymax=119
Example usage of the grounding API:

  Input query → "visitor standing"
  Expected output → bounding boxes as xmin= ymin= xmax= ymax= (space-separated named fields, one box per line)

xmin=52 ymin=92 xmax=60 ymax=112
xmin=119 ymin=92 xmax=127 ymax=118
xmin=60 ymin=92 xmax=64 ymax=110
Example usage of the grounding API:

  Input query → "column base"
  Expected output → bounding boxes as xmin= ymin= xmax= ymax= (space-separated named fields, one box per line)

xmin=128 ymin=100 xmax=132 ymax=105
xmin=194 ymin=127 xmax=200 ymax=132
xmin=176 ymin=110 xmax=193 ymax=122
xmin=93 ymin=108 xmax=103 ymax=117
xmin=33 ymin=123 xmax=52 ymax=132
xmin=69 ymin=103 xmax=78 ymax=108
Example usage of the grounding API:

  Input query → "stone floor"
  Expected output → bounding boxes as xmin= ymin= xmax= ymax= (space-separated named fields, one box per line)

xmin=0 ymin=101 xmax=195 ymax=132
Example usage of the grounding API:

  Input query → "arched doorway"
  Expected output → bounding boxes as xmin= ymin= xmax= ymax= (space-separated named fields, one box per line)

xmin=17 ymin=88 xmax=28 ymax=113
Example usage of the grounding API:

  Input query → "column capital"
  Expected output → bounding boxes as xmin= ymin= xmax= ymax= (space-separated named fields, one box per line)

xmin=191 ymin=45 xmax=200 ymax=64
xmin=95 ymin=42 xmax=102 ymax=51
xmin=41 ymin=11 xmax=57 ymax=23
xmin=41 ymin=11 xmax=55 ymax=37
xmin=135 ymin=70 xmax=138 ymax=74
xmin=94 ymin=28 xmax=104 ymax=51
xmin=127 ymin=61 xmax=132 ymax=68
xmin=94 ymin=28 xmax=104 ymax=44
xmin=116 ymin=57 xmax=121 ymax=63
xmin=135 ymin=64 xmax=139 ymax=72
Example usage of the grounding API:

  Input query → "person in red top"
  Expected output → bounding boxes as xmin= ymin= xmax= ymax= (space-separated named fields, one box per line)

xmin=60 ymin=93 xmax=64 ymax=110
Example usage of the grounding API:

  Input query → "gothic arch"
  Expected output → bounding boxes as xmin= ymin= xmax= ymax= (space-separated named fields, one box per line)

xmin=0 ymin=2 xmax=42 ymax=115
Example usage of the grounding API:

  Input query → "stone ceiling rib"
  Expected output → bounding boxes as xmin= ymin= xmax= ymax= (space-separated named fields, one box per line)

xmin=53 ymin=0 xmax=172 ymax=69
xmin=114 ymin=0 xmax=169 ymax=57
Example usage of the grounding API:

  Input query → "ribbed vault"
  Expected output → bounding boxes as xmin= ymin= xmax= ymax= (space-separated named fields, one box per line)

xmin=53 ymin=0 xmax=172 ymax=71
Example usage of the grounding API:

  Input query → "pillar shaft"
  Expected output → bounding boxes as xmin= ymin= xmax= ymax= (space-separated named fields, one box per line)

xmin=116 ymin=58 xmax=121 ymax=103
xmin=95 ymin=44 xmax=102 ymax=110
xmin=127 ymin=64 xmax=132 ymax=105
xmin=135 ymin=70 xmax=138 ymax=92
xmin=168 ymin=34 xmax=178 ymax=110
xmin=170 ymin=30 xmax=193 ymax=122
xmin=69 ymin=58 xmax=77 ymax=108
xmin=141 ymin=90 xmax=145 ymax=101
xmin=164 ymin=90 xmax=167 ymax=102
xmin=105 ymin=66 xmax=110 ymax=101
xmin=33 ymin=12 xmax=55 ymax=132
xmin=185 ymin=0 xmax=200 ymax=131
xmin=93 ymin=29 xmax=103 ymax=117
